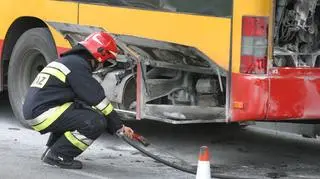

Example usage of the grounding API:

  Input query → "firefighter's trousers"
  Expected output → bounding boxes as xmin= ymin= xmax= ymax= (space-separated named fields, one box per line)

xmin=38 ymin=103 xmax=107 ymax=159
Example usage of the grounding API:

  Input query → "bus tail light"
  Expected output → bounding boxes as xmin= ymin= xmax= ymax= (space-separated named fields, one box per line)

xmin=240 ymin=16 xmax=268 ymax=74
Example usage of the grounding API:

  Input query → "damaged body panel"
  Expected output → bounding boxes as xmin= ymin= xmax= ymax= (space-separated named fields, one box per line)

xmin=47 ymin=22 xmax=227 ymax=124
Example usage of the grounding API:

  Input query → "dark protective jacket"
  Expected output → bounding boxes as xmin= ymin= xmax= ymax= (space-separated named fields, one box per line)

xmin=23 ymin=52 xmax=123 ymax=134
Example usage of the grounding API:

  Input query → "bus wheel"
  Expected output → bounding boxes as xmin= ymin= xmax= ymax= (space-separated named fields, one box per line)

xmin=8 ymin=28 xmax=57 ymax=127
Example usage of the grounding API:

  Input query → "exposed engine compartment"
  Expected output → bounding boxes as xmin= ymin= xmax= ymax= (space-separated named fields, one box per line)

xmin=48 ymin=22 xmax=227 ymax=123
xmin=95 ymin=36 xmax=227 ymax=113
xmin=94 ymin=35 xmax=227 ymax=122
xmin=274 ymin=0 xmax=320 ymax=67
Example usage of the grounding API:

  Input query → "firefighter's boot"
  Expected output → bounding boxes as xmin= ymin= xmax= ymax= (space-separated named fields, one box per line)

xmin=42 ymin=149 xmax=83 ymax=169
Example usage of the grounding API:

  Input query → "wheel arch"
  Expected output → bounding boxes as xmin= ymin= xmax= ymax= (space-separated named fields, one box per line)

xmin=1 ymin=16 xmax=67 ymax=91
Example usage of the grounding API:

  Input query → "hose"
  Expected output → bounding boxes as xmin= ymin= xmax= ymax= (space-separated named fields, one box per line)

xmin=117 ymin=133 xmax=255 ymax=179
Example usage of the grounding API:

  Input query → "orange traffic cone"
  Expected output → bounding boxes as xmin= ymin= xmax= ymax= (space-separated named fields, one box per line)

xmin=196 ymin=146 xmax=211 ymax=179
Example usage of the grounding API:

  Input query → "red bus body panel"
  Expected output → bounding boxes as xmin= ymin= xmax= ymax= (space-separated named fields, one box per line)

xmin=231 ymin=68 xmax=320 ymax=122
xmin=231 ymin=73 xmax=269 ymax=121
xmin=267 ymin=68 xmax=320 ymax=120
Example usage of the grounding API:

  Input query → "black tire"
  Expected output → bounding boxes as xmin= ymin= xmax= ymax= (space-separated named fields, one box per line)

xmin=8 ymin=28 xmax=57 ymax=127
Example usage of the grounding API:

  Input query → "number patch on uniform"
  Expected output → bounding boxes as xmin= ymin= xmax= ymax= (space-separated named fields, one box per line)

xmin=30 ymin=73 xmax=50 ymax=88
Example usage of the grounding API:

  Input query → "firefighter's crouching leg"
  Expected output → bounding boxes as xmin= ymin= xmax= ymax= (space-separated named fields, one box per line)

xmin=41 ymin=132 xmax=63 ymax=160
xmin=46 ymin=132 xmax=63 ymax=147
xmin=48 ymin=108 xmax=107 ymax=159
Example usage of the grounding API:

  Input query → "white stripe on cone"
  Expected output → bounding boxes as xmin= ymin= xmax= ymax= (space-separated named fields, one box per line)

xmin=196 ymin=161 xmax=211 ymax=179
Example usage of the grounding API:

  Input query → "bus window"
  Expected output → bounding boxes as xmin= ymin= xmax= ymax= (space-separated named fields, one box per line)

xmin=78 ymin=0 xmax=233 ymax=17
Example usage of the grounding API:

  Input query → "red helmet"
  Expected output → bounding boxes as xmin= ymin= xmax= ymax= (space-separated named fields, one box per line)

xmin=79 ymin=32 xmax=118 ymax=63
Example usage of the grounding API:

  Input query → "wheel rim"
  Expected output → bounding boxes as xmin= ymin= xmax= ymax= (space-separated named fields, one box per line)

xmin=21 ymin=49 xmax=47 ymax=98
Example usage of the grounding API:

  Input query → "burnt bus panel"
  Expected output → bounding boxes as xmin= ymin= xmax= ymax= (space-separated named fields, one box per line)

xmin=47 ymin=22 xmax=227 ymax=76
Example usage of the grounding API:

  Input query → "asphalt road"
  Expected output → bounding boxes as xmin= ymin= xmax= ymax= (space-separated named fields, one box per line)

xmin=0 ymin=93 xmax=320 ymax=179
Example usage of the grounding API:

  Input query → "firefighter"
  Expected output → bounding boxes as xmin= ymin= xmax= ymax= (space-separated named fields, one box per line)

xmin=23 ymin=31 xmax=134 ymax=169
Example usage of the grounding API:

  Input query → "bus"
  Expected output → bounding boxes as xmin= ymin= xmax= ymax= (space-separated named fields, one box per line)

xmin=1 ymin=0 xmax=320 ymax=130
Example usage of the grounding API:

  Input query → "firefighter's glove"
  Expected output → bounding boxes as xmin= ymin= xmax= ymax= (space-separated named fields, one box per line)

xmin=117 ymin=125 xmax=134 ymax=139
